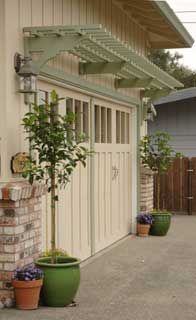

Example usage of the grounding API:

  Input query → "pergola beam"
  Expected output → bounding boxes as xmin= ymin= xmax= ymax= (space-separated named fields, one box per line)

xmin=24 ymin=34 xmax=84 ymax=72
xmin=144 ymin=88 xmax=175 ymax=101
xmin=79 ymin=61 xmax=126 ymax=75
xmin=23 ymin=25 xmax=183 ymax=92
xmin=115 ymin=77 xmax=154 ymax=89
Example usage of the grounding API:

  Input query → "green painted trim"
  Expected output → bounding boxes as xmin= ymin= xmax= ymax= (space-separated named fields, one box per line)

xmin=24 ymin=35 xmax=83 ymax=72
xmin=144 ymin=88 xmax=174 ymax=102
xmin=89 ymin=97 xmax=96 ymax=256
xmin=115 ymin=77 xmax=153 ymax=89
xmin=79 ymin=62 xmax=126 ymax=75
xmin=39 ymin=65 xmax=140 ymax=106
xmin=153 ymin=1 xmax=194 ymax=48
xmin=24 ymin=24 xmax=183 ymax=90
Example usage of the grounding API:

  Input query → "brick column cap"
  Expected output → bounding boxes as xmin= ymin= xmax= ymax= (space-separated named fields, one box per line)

xmin=0 ymin=182 xmax=46 ymax=201
xmin=141 ymin=165 xmax=154 ymax=176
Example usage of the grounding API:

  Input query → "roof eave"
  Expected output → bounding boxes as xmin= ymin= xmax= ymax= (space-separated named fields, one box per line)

xmin=152 ymin=1 xmax=194 ymax=48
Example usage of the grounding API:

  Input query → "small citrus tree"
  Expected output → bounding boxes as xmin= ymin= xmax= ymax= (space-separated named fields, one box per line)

xmin=22 ymin=90 xmax=90 ymax=263
xmin=140 ymin=132 xmax=182 ymax=211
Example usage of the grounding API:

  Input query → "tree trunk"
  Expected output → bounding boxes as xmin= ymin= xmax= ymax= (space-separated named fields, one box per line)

xmin=157 ymin=174 xmax=160 ymax=211
xmin=51 ymin=169 xmax=56 ymax=264
xmin=50 ymin=100 xmax=58 ymax=264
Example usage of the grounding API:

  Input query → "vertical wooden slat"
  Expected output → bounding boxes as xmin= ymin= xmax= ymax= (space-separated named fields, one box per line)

xmin=121 ymin=112 xmax=125 ymax=144
xmin=43 ymin=0 xmax=54 ymax=25
xmin=154 ymin=157 xmax=191 ymax=214
xmin=94 ymin=153 xmax=100 ymax=244
xmin=95 ymin=105 xmax=101 ymax=143
xmin=62 ymin=0 xmax=72 ymax=74
xmin=83 ymin=102 xmax=89 ymax=138
xmin=31 ymin=0 xmax=43 ymax=26
xmin=53 ymin=0 xmax=63 ymax=24
xmin=117 ymin=152 xmax=121 ymax=232
xmin=71 ymin=0 xmax=79 ymax=75
xmin=99 ymin=152 xmax=105 ymax=243
xmin=79 ymin=0 xmax=86 ymax=24
xmin=101 ymin=107 xmax=107 ymax=143
xmin=75 ymin=100 xmax=82 ymax=139
xmin=182 ymin=158 xmax=189 ymax=213
xmin=107 ymin=108 xmax=112 ymax=143
xmin=116 ymin=111 xmax=121 ymax=144
xmin=53 ymin=0 xmax=63 ymax=72
xmin=86 ymin=0 xmax=93 ymax=24
xmin=19 ymin=0 xmax=32 ymax=26
xmin=105 ymin=152 xmax=112 ymax=238
xmin=172 ymin=158 xmax=180 ymax=212
xmin=191 ymin=158 xmax=196 ymax=214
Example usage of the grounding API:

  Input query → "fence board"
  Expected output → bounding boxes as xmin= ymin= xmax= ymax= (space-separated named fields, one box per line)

xmin=153 ymin=157 xmax=196 ymax=215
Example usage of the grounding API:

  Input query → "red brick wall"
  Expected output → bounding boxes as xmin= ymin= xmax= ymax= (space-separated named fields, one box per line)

xmin=0 ymin=182 xmax=45 ymax=308
xmin=140 ymin=167 xmax=154 ymax=213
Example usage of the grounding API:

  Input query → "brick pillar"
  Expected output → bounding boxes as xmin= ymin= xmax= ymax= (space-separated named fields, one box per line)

xmin=0 ymin=182 xmax=45 ymax=308
xmin=140 ymin=166 xmax=154 ymax=213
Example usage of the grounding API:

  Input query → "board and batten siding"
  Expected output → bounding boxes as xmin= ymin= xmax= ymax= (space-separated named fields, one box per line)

xmin=149 ymin=100 xmax=196 ymax=157
xmin=0 ymin=0 xmax=147 ymax=180
xmin=18 ymin=0 xmax=147 ymax=98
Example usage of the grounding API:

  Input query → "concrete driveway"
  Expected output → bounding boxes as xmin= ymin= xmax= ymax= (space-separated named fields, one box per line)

xmin=2 ymin=215 xmax=196 ymax=320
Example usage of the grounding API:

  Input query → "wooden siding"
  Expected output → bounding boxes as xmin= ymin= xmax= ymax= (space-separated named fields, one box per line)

xmin=17 ymin=0 xmax=146 ymax=98
xmin=149 ymin=100 xmax=196 ymax=157
xmin=0 ymin=0 xmax=147 ymax=180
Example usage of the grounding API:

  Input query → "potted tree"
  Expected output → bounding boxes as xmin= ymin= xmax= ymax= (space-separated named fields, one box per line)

xmin=22 ymin=90 xmax=90 ymax=307
xmin=136 ymin=213 xmax=153 ymax=237
xmin=140 ymin=132 xmax=181 ymax=236
xmin=12 ymin=266 xmax=43 ymax=310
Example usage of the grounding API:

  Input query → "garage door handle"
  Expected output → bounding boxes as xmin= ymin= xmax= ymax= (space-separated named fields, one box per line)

xmin=112 ymin=166 xmax=119 ymax=180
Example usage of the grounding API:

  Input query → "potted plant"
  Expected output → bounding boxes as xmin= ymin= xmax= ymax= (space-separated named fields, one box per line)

xmin=140 ymin=132 xmax=182 ymax=236
xmin=136 ymin=213 xmax=153 ymax=237
xmin=12 ymin=266 xmax=43 ymax=310
xmin=22 ymin=90 xmax=90 ymax=307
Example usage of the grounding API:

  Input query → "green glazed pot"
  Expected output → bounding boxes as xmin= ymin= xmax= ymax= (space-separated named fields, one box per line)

xmin=36 ymin=256 xmax=80 ymax=307
xmin=150 ymin=212 xmax=172 ymax=236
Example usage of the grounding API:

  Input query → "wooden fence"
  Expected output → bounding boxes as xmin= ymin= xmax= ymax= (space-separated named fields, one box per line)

xmin=154 ymin=158 xmax=196 ymax=215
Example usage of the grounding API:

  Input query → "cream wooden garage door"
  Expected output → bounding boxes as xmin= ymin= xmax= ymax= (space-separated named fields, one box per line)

xmin=38 ymin=81 xmax=91 ymax=261
xmin=37 ymin=81 xmax=132 ymax=260
xmin=93 ymin=98 xmax=132 ymax=253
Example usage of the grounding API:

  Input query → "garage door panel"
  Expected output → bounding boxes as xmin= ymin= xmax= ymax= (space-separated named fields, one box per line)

xmin=57 ymin=182 xmax=72 ymax=254
xmin=105 ymin=152 xmax=112 ymax=239
xmin=38 ymin=82 xmax=91 ymax=260
xmin=94 ymin=100 xmax=132 ymax=253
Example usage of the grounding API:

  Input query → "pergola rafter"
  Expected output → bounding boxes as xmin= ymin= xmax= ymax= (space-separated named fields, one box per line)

xmin=23 ymin=24 xmax=183 ymax=92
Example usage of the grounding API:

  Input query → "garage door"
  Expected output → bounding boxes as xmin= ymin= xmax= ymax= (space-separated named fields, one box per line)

xmin=37 ymin=81 xmax=133 ymax=260
xmin=37 ymin=81 xmax=91 ymax=261
xmin=93 ymin=98 xmax=132 ymax=253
